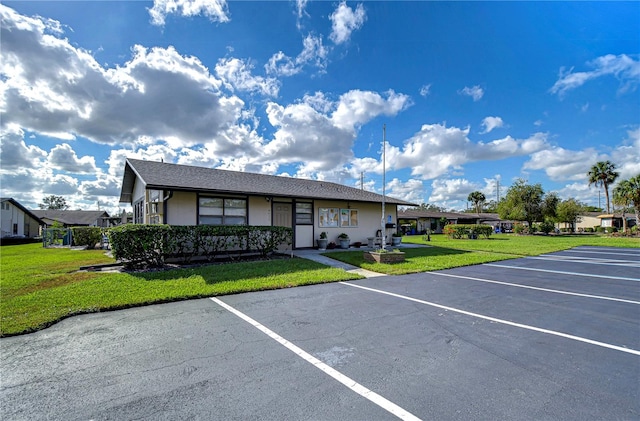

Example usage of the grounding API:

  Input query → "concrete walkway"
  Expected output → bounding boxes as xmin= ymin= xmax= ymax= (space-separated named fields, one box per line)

xmin=292 ymin=249 xmax=386 ymax=278
xmin=293 ymin=244 xmax=429 ymax=278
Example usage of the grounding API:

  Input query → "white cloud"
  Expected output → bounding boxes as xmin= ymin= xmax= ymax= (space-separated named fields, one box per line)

xmin=550 ymin=54 xmax=640 ymax=97
xmin=148 ymin=0 xmax=230 ymax=26
xmin=525 ymin=128 xmax=640 ymax=182
xmin=459 ymin=85 xmax=484 ymax=101
xmin=0 ymin=8 xmax=248 ymax=147
xmin=266 ymin=34 xmax=328 ymax=77
xmin=383 ymin=123 xmax=549 ymax=180
xmin=329 ymin=1 xmax=366 ymax=45
xmin=419 ymin=84 xmax=431 ymax=97
xmin=48 ymin=143 xmax=97 ymax=174
xmin=296 ymin=0 xmax=309 ymax=19
xmin=0 ymin=124 xmax=47 ymax=170
xmin=386 ymin=178 xmax=424 ymax=204
xmin=215 ymin=57 xmax=280 ymax=96
xmin=331 ymin=89 xmax=411 ymax=131
xmin=612 ymin=127 xmax=640 ymax=180
xmin=480 ymin=116 xmax=504 ymax=134
xmin=523 ymin=146 xmax=600 ymax=181
xmin=428 ymin=178 xmax=480 ymax=209
xmin=262 ymin=89 xmax=410 ymax=172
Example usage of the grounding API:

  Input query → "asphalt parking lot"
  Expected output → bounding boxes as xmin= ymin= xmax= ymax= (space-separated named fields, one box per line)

xmin=1 ymin=246 xmax=638 ymax=420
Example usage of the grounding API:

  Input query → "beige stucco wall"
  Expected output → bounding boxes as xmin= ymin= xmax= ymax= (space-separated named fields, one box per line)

xmin=166 ymin=191 xmax=197 ymax=225
xmin=248 ymin=196 xmax=271 ymax=225
xmin=576 ymin=215 xmax=601 ymax=230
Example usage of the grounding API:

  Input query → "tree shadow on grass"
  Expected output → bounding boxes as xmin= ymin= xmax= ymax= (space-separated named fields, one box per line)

xmin=127 ymin=257 xmax=336 ymax=285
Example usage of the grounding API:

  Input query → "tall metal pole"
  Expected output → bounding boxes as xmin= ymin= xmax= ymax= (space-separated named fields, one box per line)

xmin=381 ymin=125 xmax=386 ymax=251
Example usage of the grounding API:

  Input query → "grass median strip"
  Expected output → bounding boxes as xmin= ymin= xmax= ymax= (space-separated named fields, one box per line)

xmin=1 ymin=244 xmax=362 ymax=336
xmin=325 ymin=246 xmax=517 ymax=275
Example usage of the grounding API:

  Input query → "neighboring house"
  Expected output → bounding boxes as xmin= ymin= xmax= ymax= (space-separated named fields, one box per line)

xmin=119 ymin=158 xmax=416 ymax=249
xmin=563 ymin=212 xmax=602 ymax=232
xmin=0 ymin=198 xmax=44 ymax=238
xmin=397 ymin=209 xmax=509 ymax=234
xmin=31 ymin=209 xmax=111 ymax=228
xmin=598 ymin=213 xmax=637 ymax=230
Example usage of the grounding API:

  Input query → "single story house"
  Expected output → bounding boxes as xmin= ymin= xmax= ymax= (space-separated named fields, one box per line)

xmin=571 ymin=212 xmax=602 ymax=231
xmin=598 ymin=213 xmax=637 ymax=231
xmin=397 ymin=209 xmax=509 ymax=234
xmin=1 ymin=198 xmax=44 ymax=238
xmin=31 ymin=209 xmax=111 ymax=228
xmin=119 ymin=158 xmax=417 ymax=249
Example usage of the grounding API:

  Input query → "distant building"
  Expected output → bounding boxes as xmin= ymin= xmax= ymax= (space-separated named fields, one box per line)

xmin=1 ymin=198 xmax=44 ymax=238
xmin=31 ymin=209 xmax=111 ymax=228
xmin=397 ymin=209 xmax=511 ymax=234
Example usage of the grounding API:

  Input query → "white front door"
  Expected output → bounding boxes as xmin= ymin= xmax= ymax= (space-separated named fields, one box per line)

xmin=273 ymin=203 xmax=292 ymax=228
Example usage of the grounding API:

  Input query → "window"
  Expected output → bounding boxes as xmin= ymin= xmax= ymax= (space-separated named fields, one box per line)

xmin=133 ymin=199 xmax=144 ymax=224
xmin=1 ymin=202 xmax=8 ymax=210
xmin=318 ymin=208 xmax=339 ymax=227
xmin=199 ymin=197 xmax=247 ymax=225
xmin=13 ymin=223 xmax=18 ymax=235
xmin=295 ymin=202 xmax=313 ymax=225
xmin=146 ymin=189 xmax=163 ymax=224
xmin=340 ymin=209 xmax=358 ymax=227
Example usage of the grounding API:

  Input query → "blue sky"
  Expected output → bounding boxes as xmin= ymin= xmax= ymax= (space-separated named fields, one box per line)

xmin=1 ymin=1 xmax=638 ymax=214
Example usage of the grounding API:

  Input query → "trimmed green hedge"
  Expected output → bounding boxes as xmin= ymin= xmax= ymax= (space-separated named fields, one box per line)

xmin=443 ymin=224 xmax=493 ymax=239
xmin=71 ymin=227 xmax=103 ymax=249
xmin=108 ymin=224 xmax=293 ymax=268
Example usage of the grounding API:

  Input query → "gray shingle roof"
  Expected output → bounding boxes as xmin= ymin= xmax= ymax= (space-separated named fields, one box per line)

xmin=398 ymin=209 xmax=502 ymax=221
xmin=31 ymin=210 xmax=110 ymax=226
xmin=120 ymin=158 xmax=417 ymax=206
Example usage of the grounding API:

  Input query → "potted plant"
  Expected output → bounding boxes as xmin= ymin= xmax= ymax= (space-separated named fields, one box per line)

xmin=317 ymin=232 xmax=328 ymax=250
xmin=337 ymin=233 xmax=350 ymax=249
xmin=391 ymin=232 xmax=402 ymax=246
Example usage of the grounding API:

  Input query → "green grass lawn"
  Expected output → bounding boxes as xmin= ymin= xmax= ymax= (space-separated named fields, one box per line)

xmin=324 ymin=233 xmax=639 ymax=275
xmin=0 ymin=244 xmax=362 ymax=336
xmin=2 ymin=234 xmax=637 ymax=336
xmin=402 ymin=232 xmax=640 ymax=254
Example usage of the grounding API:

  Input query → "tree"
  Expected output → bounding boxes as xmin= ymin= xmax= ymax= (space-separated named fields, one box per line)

xmin=467 ymin=191 xmax=486 ymax=214
xmin=418 ymin=203 xmax=448 ymax=212
xmin=612 ymin=175 xmax=640 ymax=232
xmin=39 ymin=195 xmax=69 ymax=210
xmin=542 ymin=192 xmax=560 ymax=220
xmin=556 ymin=198 xmax=585 ymax=233
xmin=587 ymin=161 xmax=619 ymax=214
xmin=497 ymin=179 xmax=545 ymax=229
xmin=483 ymin=200 xmax=499 ymax=213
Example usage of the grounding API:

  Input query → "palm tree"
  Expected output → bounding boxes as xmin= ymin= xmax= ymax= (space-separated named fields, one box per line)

xmin=613 ymin=175 xmax=640 ymax=232
xmin=467 ymin=191 xmax=486 ymax=214
xmin=587 ymin=161 xmax=619 ymax=214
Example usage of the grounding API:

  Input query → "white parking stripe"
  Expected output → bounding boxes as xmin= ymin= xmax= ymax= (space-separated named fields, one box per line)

xmin=340 ymin=283 xmax=640 ymax=356
xmin=527 ymin=256 xmax=640 ymax=268
xmin=429 ymin=272 xmax=640 ymax=305
xmin=210 ymin=297 xmax=422 ymax=421
xmin=563 ymin=249 xmax=640 ymax=257
xmin=484 ymin=263 xmax=640 ymax=282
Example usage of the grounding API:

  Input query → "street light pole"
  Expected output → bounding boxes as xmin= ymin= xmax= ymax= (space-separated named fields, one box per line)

xmin=381 ymin=124 xmax=386 ymax=251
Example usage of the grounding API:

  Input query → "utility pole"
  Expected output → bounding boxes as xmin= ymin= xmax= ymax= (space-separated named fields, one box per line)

xmin=361 ymin=172 xmax=364 ymax=190
xmin=381 ymin=125 xmax=387 ymax=251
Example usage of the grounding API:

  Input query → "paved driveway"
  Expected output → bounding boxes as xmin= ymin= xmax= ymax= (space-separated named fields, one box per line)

xmin=1 ymin=246 xmax=638 ymax=420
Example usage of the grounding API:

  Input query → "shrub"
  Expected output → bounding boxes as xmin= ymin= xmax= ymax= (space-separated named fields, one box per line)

xmin=71 ymin=227 xmax=103 ymax=249
xmin=584 ymin=227 xmax=594 ymax=233
xmin=109 ymin=224 xmax=171 ymax=268
xmin=513 ymin=223 xmax=528 ymax=235
xmin=537 ymin=220 xmax=555 ymax=235
xmin=109 ymin=224 xmax=293 ymax=268
xmin=443 ymin=224 xmax=493 ymax=239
